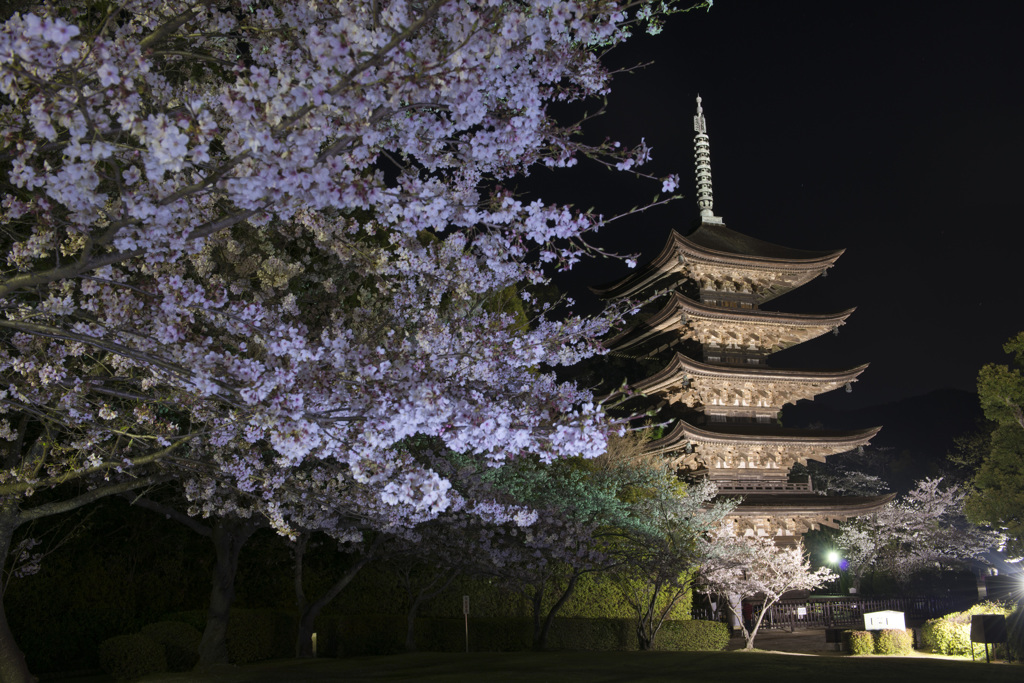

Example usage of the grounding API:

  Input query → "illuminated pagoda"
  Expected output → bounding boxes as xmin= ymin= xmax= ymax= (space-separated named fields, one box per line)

xmin=596 ymin=97 xmax=893 ymax=545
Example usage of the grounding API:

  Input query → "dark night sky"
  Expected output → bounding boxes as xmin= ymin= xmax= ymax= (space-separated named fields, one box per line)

xmin=543 ymin=0 xmax=1024 ymax=409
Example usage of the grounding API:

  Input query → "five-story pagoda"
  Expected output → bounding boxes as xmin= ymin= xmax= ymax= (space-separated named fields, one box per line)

xmin=596 ymin=97 xmax=893 ymax=545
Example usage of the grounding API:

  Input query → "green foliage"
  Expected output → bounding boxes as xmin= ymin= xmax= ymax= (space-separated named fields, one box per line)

xmin=140 ymin=621 xmax=201 ymax=672
xmin=97 ymin=633 xmax=167 ymax=680
xmin=226 ymin=609 xmax=295 ymax=664
xmin=548 ymin=619 xmax=630 ymax=651
xmin=655 ymin=620 xmax=730 ymax=651
xmin=921 ymin=601 xmax=1014 ymax=657
xmin=977 ymin=333 xmax=1024 ymax=428
xmin=163 ymin=610 xmax=207 ymax=632
xmin=921 ymin=619 xmax=966 ymax=656
xmin=344 ymin=565 xmax=648 ymax=622
xmin=1008 ymin=603 xmax=1024 ymax=660
xmin=948 ymin=419 xmax=996 ymax=469
xmin=561 ymin=571 xmax=690 ymax=620
xmin=846 ymin=630 xmax=874 ymax=655
xmin=874 ymin=628 xmax=914 ymax=655
xmin=163 ymin=608 xmax=294 ymax=663
xmin=332 ymin=616 xmax=715 ymax=654
xmin=966 ymin=424 xmax=1024 ymax=552
xmin=970 ymin=332 xmax=1024 ymax=553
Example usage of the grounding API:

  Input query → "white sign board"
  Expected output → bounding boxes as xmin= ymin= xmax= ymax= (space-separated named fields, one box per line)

xmin=864 ymin=610 xmax=905 ymax=631
xmin=463 ymin=595 xmax=470 ymax=615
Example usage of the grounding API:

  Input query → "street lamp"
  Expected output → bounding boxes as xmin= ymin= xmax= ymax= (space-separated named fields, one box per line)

xmin=826 ymin=550 xmax=843 ymax=594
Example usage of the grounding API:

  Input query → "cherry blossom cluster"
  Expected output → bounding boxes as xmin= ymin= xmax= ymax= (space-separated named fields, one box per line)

xmin=836 ymin=477 xmax=1005 ymax=584
xmin=0 ymin=0 xmax=698 ymax=535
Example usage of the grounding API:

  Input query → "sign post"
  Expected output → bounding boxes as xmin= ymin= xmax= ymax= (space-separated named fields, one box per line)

xmin=463 ymin=595 xmax=470 ymax=653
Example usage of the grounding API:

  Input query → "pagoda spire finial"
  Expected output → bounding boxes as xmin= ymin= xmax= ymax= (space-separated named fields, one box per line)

xmin=693 ymin=95 xmax=720 ymax=223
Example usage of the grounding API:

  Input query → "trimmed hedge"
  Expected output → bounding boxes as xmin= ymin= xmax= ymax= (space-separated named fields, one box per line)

xmin=550 ymin=618 xmax=629 ymax=651
xmin=164 ymin=608 xmax=295 ymax=663
xmin=140 ymin=621 xmax=201 ymax=671
xmin=226 ymin=609 xmax=295 ymax=664
xmin=1009 ymin=606 xmax=1024 ymax=661
xmin=656 ymin=620 xmax=730 ymax=651
xmin=341 ymin=568 xmax=687 ymax=622
xmin=98 ymin=633 xmax=167 ymax=680
xmin=922 ymin=601 xmax=1014 ymax=658
xmin=875 ymin=628 xmax=913 ymax=655
xmin=846 ymin=630 xmax=874 ymax=655
xmin=333 ymin=616 xmax=726 ymax=655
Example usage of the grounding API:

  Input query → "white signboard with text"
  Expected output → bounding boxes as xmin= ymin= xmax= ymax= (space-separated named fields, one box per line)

xmin=864 ymin=610 xmax=905 ymax=631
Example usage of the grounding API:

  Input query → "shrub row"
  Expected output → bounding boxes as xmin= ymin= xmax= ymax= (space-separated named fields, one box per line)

xmin=331 ymin=616 xmax=728 ymax=656
xmin=98 ymin=634 xmax=167 ymax=681
xmin=99 ymin=609 xmax=294 ymax=680
xmin=99 ymin=612 xmax=728 ymax=677
xmin=845 ymin=629 xmax=913 ymax=655
xmin=99 ymin=621 xmax=205 ymax=681
xmin=921 ymin=600 xmax=1014 ymax=658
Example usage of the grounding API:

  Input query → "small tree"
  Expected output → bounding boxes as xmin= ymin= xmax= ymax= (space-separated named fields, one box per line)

xmin=477 ymin=432 xmax=694 ymax=650
xmin=700 ymin=533 xmax=835 ymax=650
xmin=610 ymin=479 xmax=734 ymax=650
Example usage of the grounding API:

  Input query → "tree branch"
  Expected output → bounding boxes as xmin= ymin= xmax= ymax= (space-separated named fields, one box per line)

xmin=0 ymin=436 xmax=194 ymax=496
xmin=127 ymin=495 xmax=212 ymax=538
xmin=18 ymin=473 xmax=171 ymax=524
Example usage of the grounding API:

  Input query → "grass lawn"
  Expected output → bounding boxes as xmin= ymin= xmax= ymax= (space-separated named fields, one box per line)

xmin=135 ymin=650 xmax=1021 ymax=683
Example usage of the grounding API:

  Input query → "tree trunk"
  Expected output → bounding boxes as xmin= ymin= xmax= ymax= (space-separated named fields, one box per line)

xmin=534 ymin=573 xmax=581 ymax=651
xmin=745 ymin=608 xmax=766 ymax=649
xmin=636 ymin=624 xmax=652 ymax=651
xmin=0 ymin=511 xmax=34 ymax=683
xmin=292 ymin=533 xmax=309 ymax=656
xmin=196 ymin=518 xmax=256 ymax=668
xmin=634 ymin=583 xmax=660 ymax=651
xmin=295 ymin=555 xmax=371 ymax=658
xmin=744 ymin=597 xmax=781 ymax=650
xmin=404 ymin=595 xmax=423 ymax=652
xmin=401 ymin=565 xmax=458 ymax=653
xmin=529 ymin=581 xmax=546 ymax=651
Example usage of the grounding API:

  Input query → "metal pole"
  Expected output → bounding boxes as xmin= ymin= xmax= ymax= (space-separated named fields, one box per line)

xmin=463 ymin=595 xmax=470 ymax=653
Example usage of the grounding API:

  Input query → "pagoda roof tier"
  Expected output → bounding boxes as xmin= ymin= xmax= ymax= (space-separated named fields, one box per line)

xmin=631 ymin=353 xmax=869 ymax=412
xmin=646 ymin=419 xmax=880 ymax=472
xmin=721 ymin=493 xmax=896 ymax=544
xmin=592 ymin=224 xmax=844 ymax=304
xmin=605 ymin=291 xmax=854 ymax=354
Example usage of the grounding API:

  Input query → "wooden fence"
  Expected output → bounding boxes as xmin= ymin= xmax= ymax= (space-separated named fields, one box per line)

xmin=694 ymin=595 xmax=968 ymax=631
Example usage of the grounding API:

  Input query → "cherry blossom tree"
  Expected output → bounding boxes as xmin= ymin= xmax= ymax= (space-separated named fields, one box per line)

xmin=836 ymin=477 xmax=1003 ymax=590
xmin=0 ymin=0 xmax=711 ymax=678
xmin=610 ymin=479 xmax=733 ymax=650
xmin=699 ymin=533 xmax=835 ymax=650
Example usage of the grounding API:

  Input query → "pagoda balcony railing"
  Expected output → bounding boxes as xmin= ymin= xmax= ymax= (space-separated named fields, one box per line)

xmin=708 ymin=479 xmax=814 ymax=494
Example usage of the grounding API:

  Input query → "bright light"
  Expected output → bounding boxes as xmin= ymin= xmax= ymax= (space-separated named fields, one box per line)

xmin=827 ymin=550 xmax=841 ymax=565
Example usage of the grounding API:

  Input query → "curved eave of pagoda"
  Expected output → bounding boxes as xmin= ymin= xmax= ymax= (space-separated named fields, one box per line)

xmin=725 ymin=493 xmax=897 ymax=517
xmin=643 ymin=419 xmax=880 ymax=458
xmin=590 ymin=229 xmax=689 ymax=300
xmin=683 ymin=223 xmax=844 ymax=267
xmin=592 ymin=225 xmax=845 ymax=303
xmin=631 ymin=352 xmax=869 ymax=397
xmin=605 ymin=291 xmax=855 ymax=352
